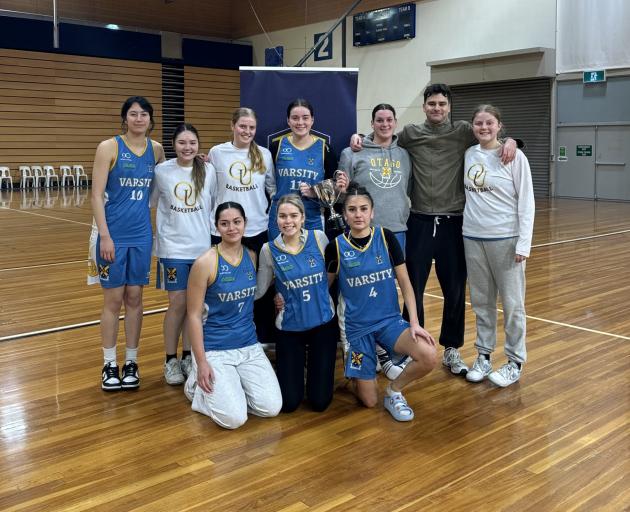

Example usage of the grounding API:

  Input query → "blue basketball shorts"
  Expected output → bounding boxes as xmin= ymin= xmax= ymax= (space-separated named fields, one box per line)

xmin=345 ymin=317 xmax=410 ymax=380
xmin=156 ymin=258 xmax=195 ymax=291
xmin=95 ymin=239 xmax=151 ymax=288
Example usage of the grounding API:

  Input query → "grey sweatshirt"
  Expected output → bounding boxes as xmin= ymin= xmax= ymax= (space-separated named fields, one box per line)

xmin=338 ymin=134 xmax=411 ymax=232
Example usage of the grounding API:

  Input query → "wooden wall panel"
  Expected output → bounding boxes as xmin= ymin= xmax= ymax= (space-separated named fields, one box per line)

xmin=0 ymin=49 xmax=162 ymax=181
xmin=184 ymin=66 xmax=239 ymax=152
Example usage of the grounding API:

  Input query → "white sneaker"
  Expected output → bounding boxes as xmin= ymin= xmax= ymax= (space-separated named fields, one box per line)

xmin=442 ymin=347 xmax=468 ymax=376
xmin=466 ymin=355 xmax=492 ymax=382
xmin=180 ymin=354 xmax=193 ymax=378
xmin=164 ymin=358 xmax=185 ymax=385
xmin=488 ymin=361 xmax=521 ymax=387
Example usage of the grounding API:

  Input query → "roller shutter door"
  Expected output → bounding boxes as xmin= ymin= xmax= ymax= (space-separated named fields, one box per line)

xmin=450 ymin=78 xmax=552 ymax=197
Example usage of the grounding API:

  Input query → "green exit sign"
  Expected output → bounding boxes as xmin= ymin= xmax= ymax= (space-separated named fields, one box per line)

xmin=583 ymin=70 xmax=606 ymax=83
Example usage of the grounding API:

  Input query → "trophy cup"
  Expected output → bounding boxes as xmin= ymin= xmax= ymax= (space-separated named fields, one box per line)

xmin=311 ymin=177 xmax=345 ymax=232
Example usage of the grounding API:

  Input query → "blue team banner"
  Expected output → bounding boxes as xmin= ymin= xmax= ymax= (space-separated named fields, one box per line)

xmin=239 ymin=66 xmax=358 ymax=161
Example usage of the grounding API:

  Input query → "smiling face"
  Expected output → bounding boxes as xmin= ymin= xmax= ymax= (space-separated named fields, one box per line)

xmin=472 ymin=111 xmax=502 ymax=148
xmin=287 ymin=106 xmax=314 ymax=138
xmin=371 ymin=109 xmax=397 ymax=143
xmin=231 ymin=116 xmax=257 ymax=148
xmin=174 ymin=130 xmax=199 ymax=166
xmin=422 ymin=93 xmax=451 ymax=125
xmin=277 ymin=202 xmax=304 ymax=238
xmin=344 ymin=194 xmax=374 ymax=234
xmin=216 ymin=208 xmax=246 ymax=243
xmin=124 ymin=102 xmax=152 ymax=136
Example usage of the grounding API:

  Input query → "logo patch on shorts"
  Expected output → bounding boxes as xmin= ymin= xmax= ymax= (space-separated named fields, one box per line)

xmin=167 ymin=267 xmax=177 ymax=283
xmin=98 ymin=264 xmax=110 ymax=281
xmin=350 ymin=351 xmax=364 ymax=370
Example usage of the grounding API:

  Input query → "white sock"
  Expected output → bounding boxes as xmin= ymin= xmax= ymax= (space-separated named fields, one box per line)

xmin=103 ymin=346 xmax=116 ymax=366
xmin=125 ymin=347 xmax=138 ymax=363
xmin=386 ymin=384 xmax=402 ymax=397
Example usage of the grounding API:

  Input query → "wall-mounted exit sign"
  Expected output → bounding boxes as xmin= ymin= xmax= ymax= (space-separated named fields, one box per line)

xmin=583 ymin=70 xmax=606 ymax=83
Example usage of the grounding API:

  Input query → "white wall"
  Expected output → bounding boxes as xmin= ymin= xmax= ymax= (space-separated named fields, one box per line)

xmin=243 ymin=0 xmax=556 ymax=132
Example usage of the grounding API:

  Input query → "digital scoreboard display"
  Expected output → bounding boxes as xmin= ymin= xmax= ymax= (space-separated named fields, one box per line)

xmin=353 ymin=3 xmax=416 ymax=47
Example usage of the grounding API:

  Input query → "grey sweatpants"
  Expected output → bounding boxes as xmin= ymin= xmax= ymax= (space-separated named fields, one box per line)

xmin=464 ymin=237 xmax=527 ymax=364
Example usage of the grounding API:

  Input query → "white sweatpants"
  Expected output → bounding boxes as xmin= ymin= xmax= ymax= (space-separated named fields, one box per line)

xmin=184 ymin=343 xmax=282 ymax=429
xmin=464 ymin=237 xmax=527 ymax=364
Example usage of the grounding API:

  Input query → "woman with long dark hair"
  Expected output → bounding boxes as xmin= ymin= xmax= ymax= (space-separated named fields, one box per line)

xmin=185 ymin=202 xmax=282 ymax=429
xmin=152 ymin=123 xmax=217 ymax=385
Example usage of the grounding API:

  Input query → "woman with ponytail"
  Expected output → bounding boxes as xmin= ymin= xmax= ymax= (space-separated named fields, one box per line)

xmin=153 ymin=123 xmax=217 ymax=385
xmin=209 ymin=107 xmax=275 ymax=254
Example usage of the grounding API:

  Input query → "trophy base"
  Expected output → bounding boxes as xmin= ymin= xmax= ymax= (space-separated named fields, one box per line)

xmin=326 ymin=214 xmax=346 ymax=235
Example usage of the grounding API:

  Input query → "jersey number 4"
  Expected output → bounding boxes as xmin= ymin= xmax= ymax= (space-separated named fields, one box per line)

xmin=369 ymin=287 xmax=378 ymax=298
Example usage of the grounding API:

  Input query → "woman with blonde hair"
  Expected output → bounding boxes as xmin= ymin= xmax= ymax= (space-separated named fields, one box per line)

xmin=257 ymin=194 xmax=337 ymax=412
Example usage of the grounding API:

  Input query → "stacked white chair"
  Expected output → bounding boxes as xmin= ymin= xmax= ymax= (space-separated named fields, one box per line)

xmin=73 ymin=165 xmax=88 ymax=187
xmin=31 ymin=165 xmax=45 ymax=188
xmin=19 ymin=165 xmax=34 ymax=189
xmin=43 ymin=165 xmax=59 ymax=188
xmin=60 ymin=165 xmax=75 ymax=187
xmin=0 ymin=166 xmax=13 ymax=190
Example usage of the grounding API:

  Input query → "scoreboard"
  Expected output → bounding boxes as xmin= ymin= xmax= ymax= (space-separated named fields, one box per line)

xmin=353 ymin=3 xmax=416 ymax=47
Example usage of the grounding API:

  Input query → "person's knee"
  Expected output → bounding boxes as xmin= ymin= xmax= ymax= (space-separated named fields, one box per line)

xmin=168 ymin=292 xmax=187 ymax=314
xmin=310 ymin=395 xmax=333 ymax=412
xmin=214 ymin=410 xmax=248 ymax=430
xmin=410 ymin=343 xmax=438 ymax=371
xmin=356 ymin=386 xmax=378 ymax=408
xmin=124 ymin=288 xmax=143 ymax=309
xmin=103 ymin=294 xmax=123 ymax=313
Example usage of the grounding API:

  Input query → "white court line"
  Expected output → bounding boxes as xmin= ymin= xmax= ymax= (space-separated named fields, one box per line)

xmin=532 ymin=228 xmax=630 ymax=248
xmin=424 ymin=292 xmax=630 ymax=341
xmin=0 ymin=307 xmax=167 ymax=342
xmin=0 ymin=206 xmax=92 ymax=226
xmin=0 ymin=259 xmax=88 ymax=272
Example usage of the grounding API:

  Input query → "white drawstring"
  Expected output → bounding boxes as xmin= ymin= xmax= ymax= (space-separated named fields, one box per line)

xmin=433 ymin=216 xmax=440 ymax=237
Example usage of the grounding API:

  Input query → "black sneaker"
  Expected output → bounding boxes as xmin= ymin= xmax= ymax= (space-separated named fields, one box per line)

xmin=102 ymin=362 xmax=122 ymax=391
xmin=121 ymin=361 xmax=140 ymax=389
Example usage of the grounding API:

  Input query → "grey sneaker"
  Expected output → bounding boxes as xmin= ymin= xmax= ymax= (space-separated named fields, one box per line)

xmin=442 ymin=347 xmax=468 ymax=376
xmin=488 ymin=361 xmax=521 ymax=387
xmin=180 ymin=354 xmax=193 ymax=378
xmin=164 ymin=358 xmax=185 ymax=385
xmin=466 ymin=355 xmax=492 ymax=382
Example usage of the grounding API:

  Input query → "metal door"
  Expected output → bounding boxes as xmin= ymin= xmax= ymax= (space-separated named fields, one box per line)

xmin=596 ymin=126 xmax=630 ymax=200
xmin=556 ymin=126 xmax=596 ymax=198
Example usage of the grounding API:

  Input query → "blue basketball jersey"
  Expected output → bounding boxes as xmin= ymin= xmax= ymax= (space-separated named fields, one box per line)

xmin=202 ymin=248 xmax=258 ymax=351
xmin=104 ymin=135 xmax=155 ymax=246
xmin=269 ymin=135 xmax=326 ymax=234
xmin=269 ymin=230 xmax=333 ymax=331
xmin=336 ymin=227 xmax=401 ymax=340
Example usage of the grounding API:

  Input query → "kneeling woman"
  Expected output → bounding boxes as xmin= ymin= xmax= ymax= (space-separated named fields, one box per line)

xmin=327 ymin=183 xmax=437 ymax=421
xmin=257 ymin=194 xmax=338 ymax=412
xmin=185 ymin=202 xmax=282 ymax=429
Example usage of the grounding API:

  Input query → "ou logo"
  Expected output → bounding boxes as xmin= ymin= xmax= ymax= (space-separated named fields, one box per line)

xmin=343 ymin=250 xmax=356 ymax=258
xmin=174 ymin=181 xmax=196 ymax=206
xmin=275 ymin=254 xmax=288 ymax=263
xmin=467 ymin=163 xmax=486 ymax=187
xmin=121 ymin=152 xmax=132 ymax=160
xmin=229 ymin=161 xmax=253 ymax=185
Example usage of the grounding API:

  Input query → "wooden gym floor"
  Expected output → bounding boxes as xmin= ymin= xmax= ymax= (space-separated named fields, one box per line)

xmin=0 ymin=188 xmax=628 ymax=511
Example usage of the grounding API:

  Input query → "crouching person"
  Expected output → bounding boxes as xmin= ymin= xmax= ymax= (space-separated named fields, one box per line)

xmin=184 ymin=202 xmax=282 ymax=429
